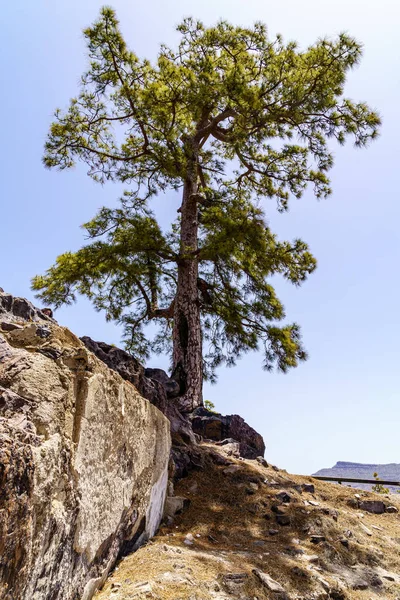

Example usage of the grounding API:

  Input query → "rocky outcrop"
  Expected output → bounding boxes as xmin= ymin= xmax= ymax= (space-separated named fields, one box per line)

xmin=0 ymin=291 xmax=171 ymax=600
xmin=81 ymin=337 xmax=196 ymax=446
xmin=0 ymin=288 xmax=55 ymax=325
xmin=189 ymin=406 xmax=265 ymax=459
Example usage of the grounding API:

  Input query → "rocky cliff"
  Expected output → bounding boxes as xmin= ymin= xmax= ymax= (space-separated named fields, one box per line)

xmin=0 ymin=290 xmax=171 ymax=600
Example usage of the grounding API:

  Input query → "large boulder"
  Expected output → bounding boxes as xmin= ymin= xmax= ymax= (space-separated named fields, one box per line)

xmin=0 ymin=291 xmax=171 ymax=600
xmin=190 ymin=406 xmax=265 ymax=459
xmin=81 ymin=337 xmax=195 ymax=446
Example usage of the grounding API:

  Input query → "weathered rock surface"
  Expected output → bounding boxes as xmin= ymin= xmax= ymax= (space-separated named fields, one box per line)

xmin=0 ymin=291 xmax=171 ymax=600
xmin=81 ymin=337 xmax=196 ymax=445
xmin=190 ymin=406 xmax=265 ymax=459
xmin=0 ymin=289 xmax=55 ymax=324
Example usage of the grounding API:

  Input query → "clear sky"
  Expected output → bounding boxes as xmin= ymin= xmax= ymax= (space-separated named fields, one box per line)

xmin=1 ymin=0 xmax=399 ymax=475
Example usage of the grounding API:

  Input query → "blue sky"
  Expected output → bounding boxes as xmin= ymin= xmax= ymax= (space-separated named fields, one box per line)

xmin=2 ymin=0 xmax=399 ymax=474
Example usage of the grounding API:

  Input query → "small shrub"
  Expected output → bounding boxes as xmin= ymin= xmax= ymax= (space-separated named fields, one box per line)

xmin=372 ymin=472 xmax=389 ymax=495
xmin=204 ymin=399 xmax=217 ymax=413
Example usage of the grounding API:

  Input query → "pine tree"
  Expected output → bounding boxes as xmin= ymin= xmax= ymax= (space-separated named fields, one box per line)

xmin=32 ymin=8 xmax=380 ymax=411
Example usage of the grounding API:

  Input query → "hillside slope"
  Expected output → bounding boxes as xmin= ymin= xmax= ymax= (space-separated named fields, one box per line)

xmin=95 ymin=444 xmax=400 ymax=600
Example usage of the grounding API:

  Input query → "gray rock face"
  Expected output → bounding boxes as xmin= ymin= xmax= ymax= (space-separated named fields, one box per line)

xmin=0 ymin=291 xmax=171 ymax=600
xmin=0 ymin=290 xmax=54 ymax=324
xmin=189 ymin=406 xmax=265 ymax=459
xmin=80 ymin=336 xmax=167 ymax=412
xmin=81 ymin=337 xmax=196 ymax=446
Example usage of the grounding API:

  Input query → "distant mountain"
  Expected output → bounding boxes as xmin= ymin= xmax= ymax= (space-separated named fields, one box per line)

xmin=313 ymin=461 xmax=400 ymax=493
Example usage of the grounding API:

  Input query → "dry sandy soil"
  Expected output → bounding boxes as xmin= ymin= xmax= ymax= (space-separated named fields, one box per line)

xmin=95 ymin=443 xmax=400 ymax=600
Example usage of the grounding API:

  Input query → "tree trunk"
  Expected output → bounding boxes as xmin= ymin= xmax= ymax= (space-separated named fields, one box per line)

xmin=172 ymin=150 xmax=203 ymax=413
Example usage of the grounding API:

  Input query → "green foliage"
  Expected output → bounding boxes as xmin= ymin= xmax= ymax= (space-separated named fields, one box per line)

xmin=204 ymin=399 xmax=217 ymax=413
xmin=33 ymin=8 xmax=380 ymax=379
xmin=372 ymin=472 xmax=389 ymax=495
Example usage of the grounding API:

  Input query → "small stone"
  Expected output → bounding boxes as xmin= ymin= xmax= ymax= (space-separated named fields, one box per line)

xmin=275 ymin=491 xmax=291 ymax=503
xmin=253 ymin=569 xmax=285 ymax=593
xmin=222 ymin=573 xmax=248 ymax=592
xmin=344 ymin=529 xmax=353 ymax=538
xmin=131 ymin=582 xmax=153 ymax=596
xmin=386 ymin=505 xmax=399 ymax=514
xmin=326 ymin=508 xmax=339 ymax=521
xmin=111 ymin=582 xmax=122 ymax=589
xmin=352 ymin=579 xmax=369 ymax=590
xmin=302 ymin=483 xmax=315 ymax=494
xmin=272 ymin=465 xmax=280 ymax=471
xmin=339 ymin=538 xmax=349 ymax=548
xmin=308 ymin=500 xmax=320 ymax=507
xmin=256 ymin=456 xmax=268 ymax=467
xmin=276 ymin=514 xmax=291 ymax=526
xmin=269 ymin=529 xmax=280 ymax=536
xmin=164 ymin=496 xmax=190 ymax=518
xmin=359 ymin=523 xmax=373 ymax=536
xmin=223 ymin=573 xmax=247 ymax=583
xmin=316 ymin=576 xmax=331 ymax=591
xmin=304 ymin=554 xmax=320 ymax=563
xmin=184 ymin=533 xmax=194 ymax=545
xmin=310 ymin=535 xmax=326 ymax=544
xmin=370 ymin=574 xmax=383 ymax=587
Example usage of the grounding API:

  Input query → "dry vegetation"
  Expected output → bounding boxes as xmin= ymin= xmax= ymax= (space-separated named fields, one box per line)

xmin=96 ymin=443 xmax=400 ymax=600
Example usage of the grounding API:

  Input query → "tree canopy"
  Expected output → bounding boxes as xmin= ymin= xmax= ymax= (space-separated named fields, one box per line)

xmin=33 ymin=8 xmax=380 ymax=406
